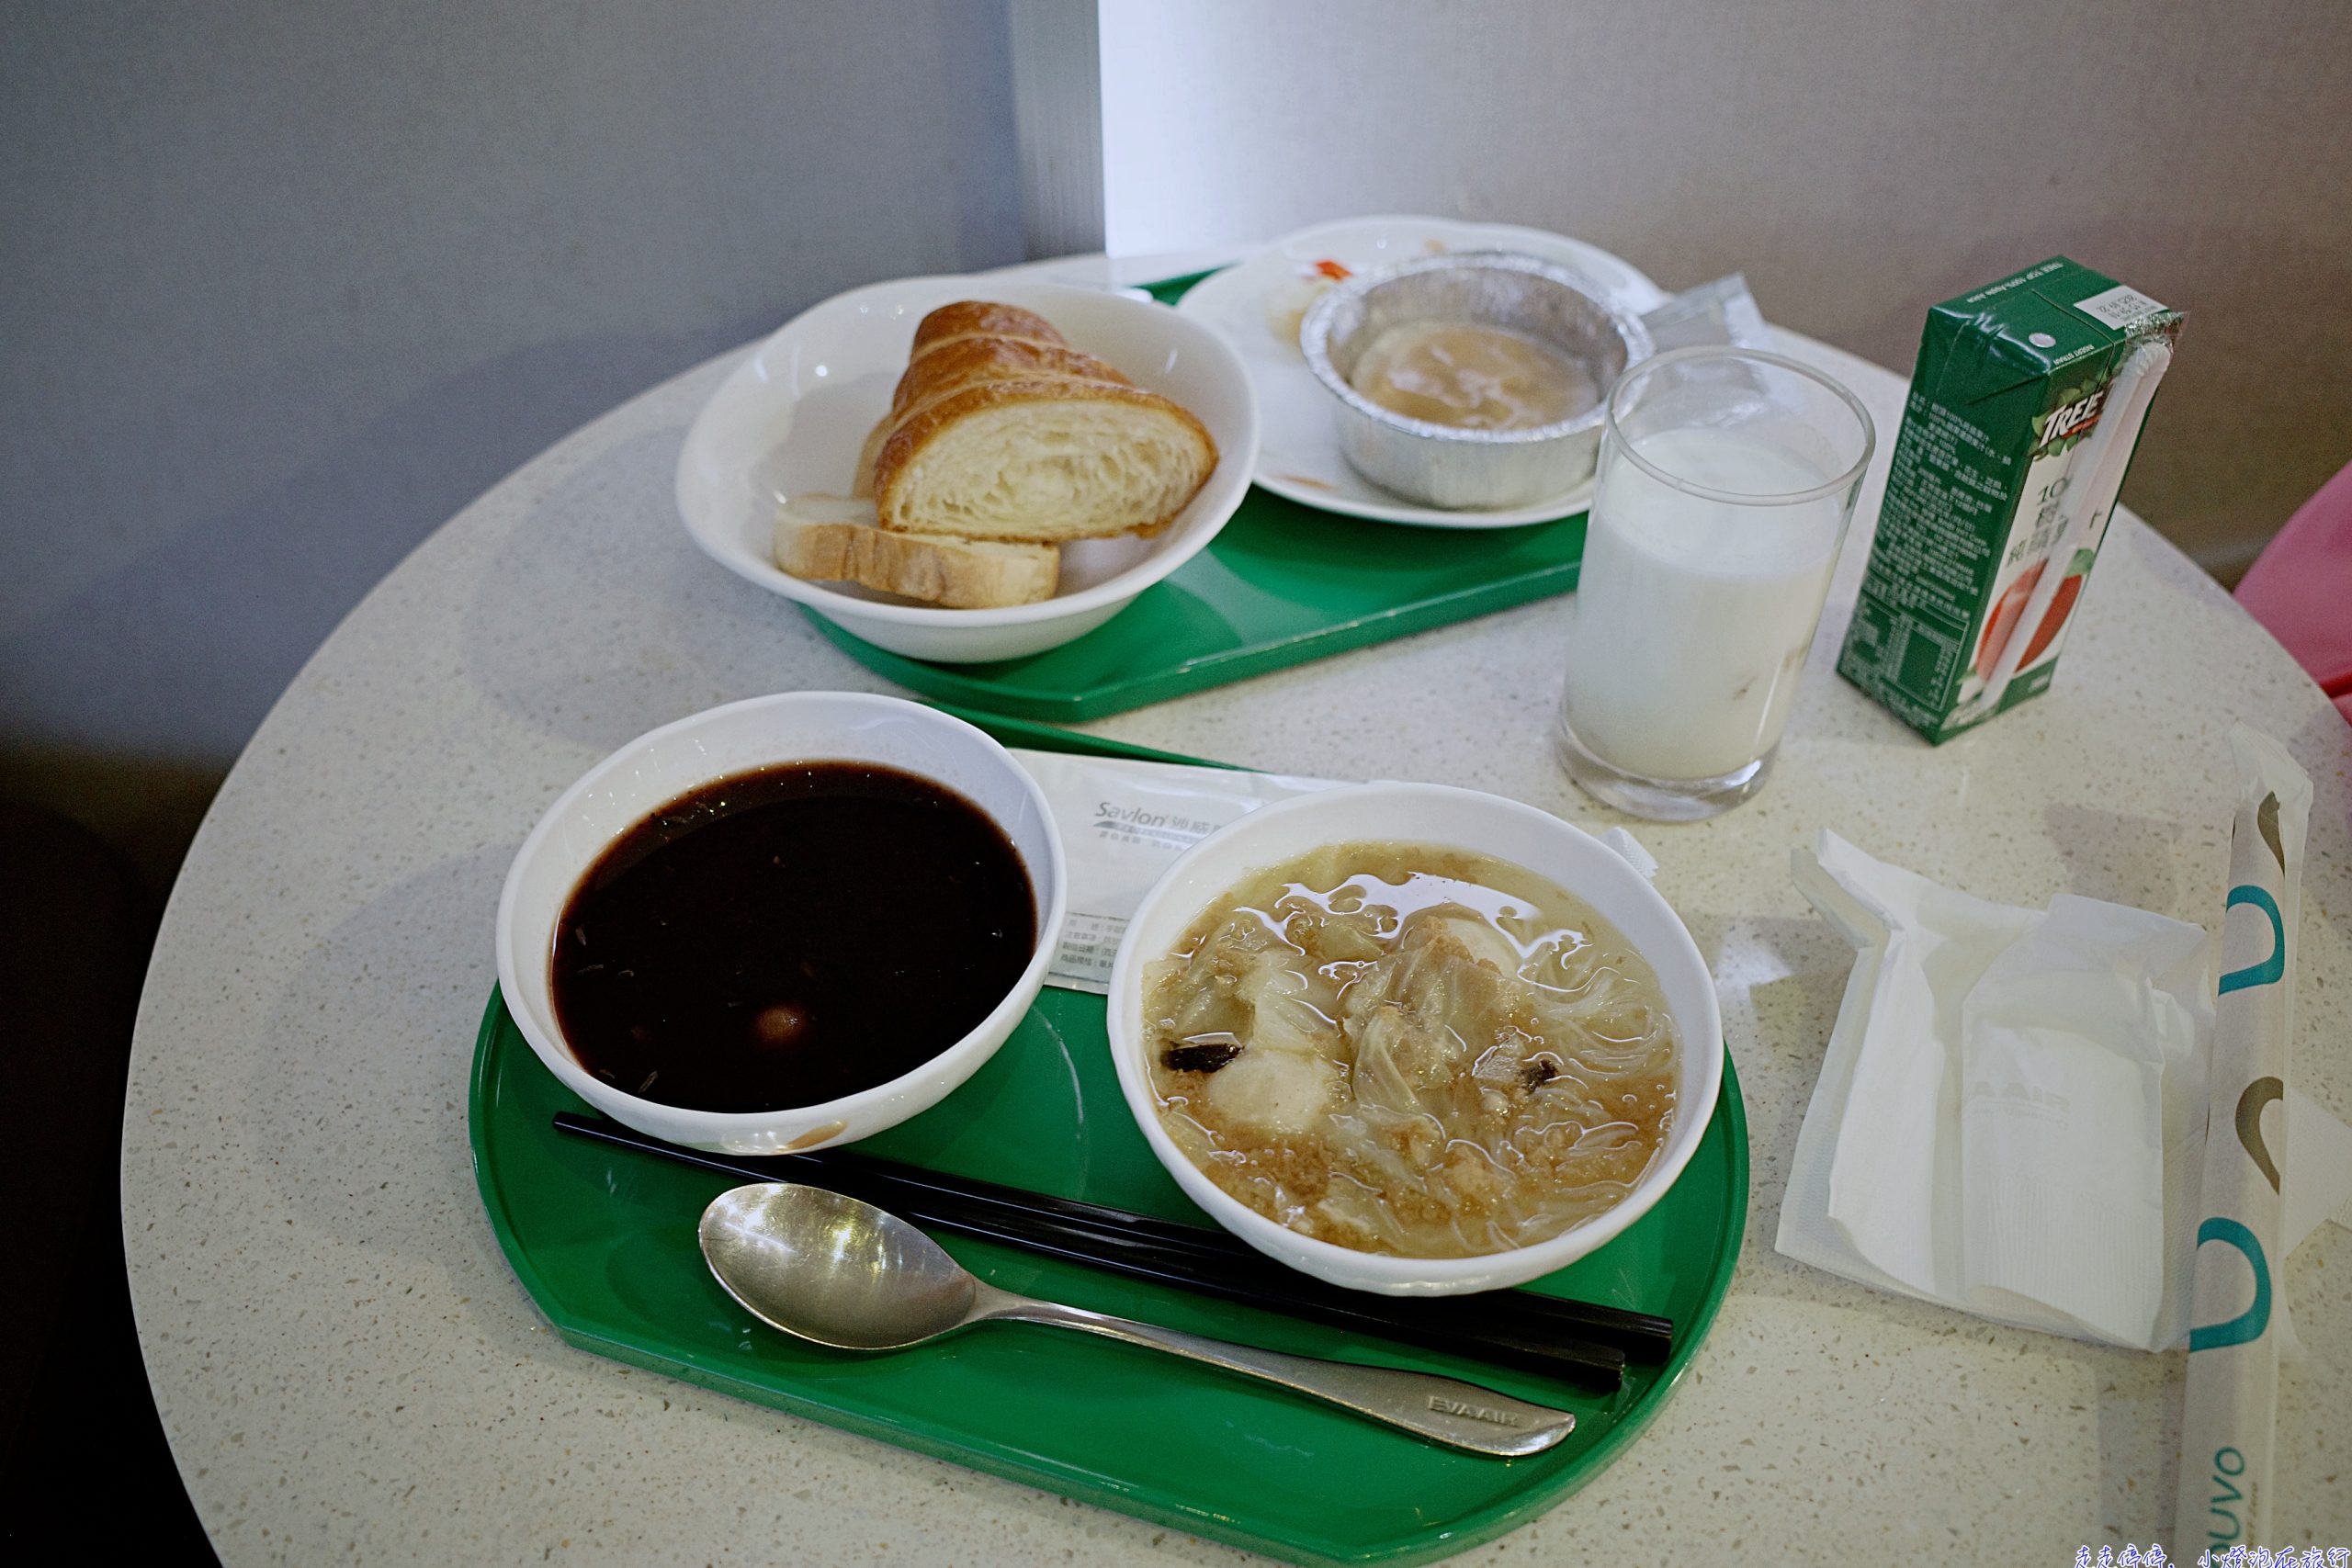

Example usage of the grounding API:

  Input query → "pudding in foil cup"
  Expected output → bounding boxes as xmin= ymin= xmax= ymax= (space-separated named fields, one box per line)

xmin=1300 ymin=252 xmax=1652 ymax=511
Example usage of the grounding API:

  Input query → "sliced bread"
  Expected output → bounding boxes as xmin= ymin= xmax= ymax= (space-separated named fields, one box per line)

xmin=773 ymin=494 xmax=1057 ymax=609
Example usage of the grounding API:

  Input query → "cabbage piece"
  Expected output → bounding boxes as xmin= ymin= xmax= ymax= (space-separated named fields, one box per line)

xmin=1418 ymin=910 xmax=1524 ymax=976
xmin=1232 ymin=951 xmax=1340 ymax=1059
xmin=1351 ymin=1001 xmax=1454 ymax=1114
xmin=1149 ymin=908 xmax=1300 ymax=1053
xmin=1340 ymin=921 xmax=1528 ymax=1123
xmin=1311 ymin=1171 xmax=1414 ymax=1253
xmin=1278 ymin=908 xmax=1388 ymax=964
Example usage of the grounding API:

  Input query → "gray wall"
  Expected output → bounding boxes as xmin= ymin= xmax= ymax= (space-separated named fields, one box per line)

xmin=1102 ymin=0 xmax=2352 ymax=582
xmin=1 ymin=0 xmax=1023 ymax=886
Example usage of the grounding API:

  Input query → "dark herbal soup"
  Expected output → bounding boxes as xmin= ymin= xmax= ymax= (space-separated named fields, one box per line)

xmin=551 ymin=761 xmax=1035 ymax=1114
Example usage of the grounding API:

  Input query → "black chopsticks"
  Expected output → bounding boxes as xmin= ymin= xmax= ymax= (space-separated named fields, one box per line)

xmin=554 ymin=1111 xmax=1673 ymax=1390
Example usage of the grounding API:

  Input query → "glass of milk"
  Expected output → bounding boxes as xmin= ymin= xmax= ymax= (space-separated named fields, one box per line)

xmin=1555 ymin=347 xmax=1875 ymax=820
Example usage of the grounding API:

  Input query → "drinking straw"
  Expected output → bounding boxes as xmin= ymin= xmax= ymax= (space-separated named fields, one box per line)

xmin=554 ymin=1111 xmax=1675 ymax=1387
xmin=1975 ymin=338 xmax=2172 ymax=715
xmin=2174 ymin=727 xmax=2311 ymax=1555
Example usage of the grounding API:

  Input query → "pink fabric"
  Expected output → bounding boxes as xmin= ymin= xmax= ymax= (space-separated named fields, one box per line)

xmin=2237 ymin=458 xmax=2352 ymax=720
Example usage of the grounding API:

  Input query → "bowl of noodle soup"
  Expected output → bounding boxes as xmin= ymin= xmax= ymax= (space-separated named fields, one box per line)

xmin=1106 ymin=781 xmax=1721 ymax=1296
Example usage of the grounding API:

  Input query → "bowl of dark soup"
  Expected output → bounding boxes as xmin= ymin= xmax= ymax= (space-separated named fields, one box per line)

xmin=496 ymin=692 xmax=1067 ymax=1153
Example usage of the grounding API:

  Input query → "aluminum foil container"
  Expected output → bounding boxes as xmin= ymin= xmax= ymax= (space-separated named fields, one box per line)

xmin=1300 ymin=252 xmax=1653 ymax=510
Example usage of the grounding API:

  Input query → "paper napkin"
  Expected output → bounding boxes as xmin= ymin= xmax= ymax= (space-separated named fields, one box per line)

xmin=1781 ymin=831 xmax=2352 ymax=1351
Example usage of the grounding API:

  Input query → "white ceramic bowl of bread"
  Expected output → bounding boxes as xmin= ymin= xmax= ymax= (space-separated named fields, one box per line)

xmin=677 ymin=277 xmax=1258 ymax=663
xmin=1104 ymin=781 xmax=1722 ymax=1296
xmin=495 ymin=692 xmax=1068 ymax=1155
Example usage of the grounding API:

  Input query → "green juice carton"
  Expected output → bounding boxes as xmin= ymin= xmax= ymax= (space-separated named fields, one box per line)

xmin=1838 ymin=257 xmax=2182 ymax=742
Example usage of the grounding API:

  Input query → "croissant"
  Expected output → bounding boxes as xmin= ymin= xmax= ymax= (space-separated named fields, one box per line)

xmin=852 ymin=302 xmax=1217 ymax=545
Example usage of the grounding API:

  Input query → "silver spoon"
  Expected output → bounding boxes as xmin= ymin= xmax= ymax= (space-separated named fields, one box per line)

xmin=697 ymin=1181 xmax=1576 ymax=1458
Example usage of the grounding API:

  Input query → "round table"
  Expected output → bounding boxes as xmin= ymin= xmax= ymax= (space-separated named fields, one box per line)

xmin=126 ymin=291 xmax=2351 ymax=1563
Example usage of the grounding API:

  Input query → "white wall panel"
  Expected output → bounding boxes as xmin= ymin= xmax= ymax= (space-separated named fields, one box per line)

xmin=0 ymin=0 xmax=1022 ymax=774
xmin=1102 ymin=0 xmax=2352 ymax=577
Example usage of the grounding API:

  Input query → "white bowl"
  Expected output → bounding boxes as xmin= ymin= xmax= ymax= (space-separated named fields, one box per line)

xmin=1105 ymin=782 xmax=1721 ymax=1296
xmin=675 ymin=277 xmax=1259 ymax=663
xmin=495 ymin=692 xmax=1067 ymax=1154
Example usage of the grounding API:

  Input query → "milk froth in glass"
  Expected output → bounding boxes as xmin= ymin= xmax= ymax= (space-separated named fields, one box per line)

xmin=1555 ymin=348 xmax=1874 ymax=820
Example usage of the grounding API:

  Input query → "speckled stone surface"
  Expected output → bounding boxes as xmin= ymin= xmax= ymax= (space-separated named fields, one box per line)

xmin=124 ymin=318 xmax=2350 ymax=1564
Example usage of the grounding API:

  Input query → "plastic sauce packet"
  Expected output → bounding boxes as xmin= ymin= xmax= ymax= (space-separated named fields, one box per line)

xmin=1008 ymin=750 xmax=1339 ymax=992
xmin=1637 ymin=274 xmax=1768 ymax=353
xmin=2177 ymin=726 xmax=2312 ymax=1554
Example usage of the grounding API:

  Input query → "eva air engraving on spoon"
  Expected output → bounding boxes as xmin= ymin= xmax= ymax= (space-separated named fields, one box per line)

xmin=698 ymin=1182 xmax=1576 ymax=1458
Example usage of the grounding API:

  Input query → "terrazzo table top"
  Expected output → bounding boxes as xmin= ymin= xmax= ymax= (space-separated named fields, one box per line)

xmin=124 ymin=307 xmax=2351 ymax=1563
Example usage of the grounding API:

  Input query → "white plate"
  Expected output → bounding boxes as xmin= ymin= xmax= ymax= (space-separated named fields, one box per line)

xmin=676 ymin=274 xmax=1257 ymax=663
xmin=1175 ymin=215 xmax=1667 ymax=529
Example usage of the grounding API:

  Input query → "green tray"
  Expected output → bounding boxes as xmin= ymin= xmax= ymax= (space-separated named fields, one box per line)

xmin=468 ymin=716 xmax=1747 ymax=1565
xmin=801 ymin=271 xmax=1589 ymax=722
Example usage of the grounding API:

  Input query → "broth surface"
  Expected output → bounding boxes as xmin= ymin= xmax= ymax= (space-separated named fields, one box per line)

xmin=1145 ymin=840 xmax=1677 ymax=1258
xmin=552 ymin=762 xmax=1034 ymax=1113
xmin=1349 ymin=321 xmax=1598 ymax=430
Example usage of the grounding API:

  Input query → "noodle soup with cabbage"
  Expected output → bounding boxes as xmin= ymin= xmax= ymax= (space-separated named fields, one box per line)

xmin=1144 ymin=840 xmax=1678 ymax=1258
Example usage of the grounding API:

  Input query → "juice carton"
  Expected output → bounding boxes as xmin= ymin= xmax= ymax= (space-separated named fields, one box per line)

xmin=1838 ymin=257 xmax=2182 ymax=742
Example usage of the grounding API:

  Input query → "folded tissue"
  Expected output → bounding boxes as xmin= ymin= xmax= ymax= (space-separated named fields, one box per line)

xmin=1779 ymin=829 xmax=2352 ymax=1351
